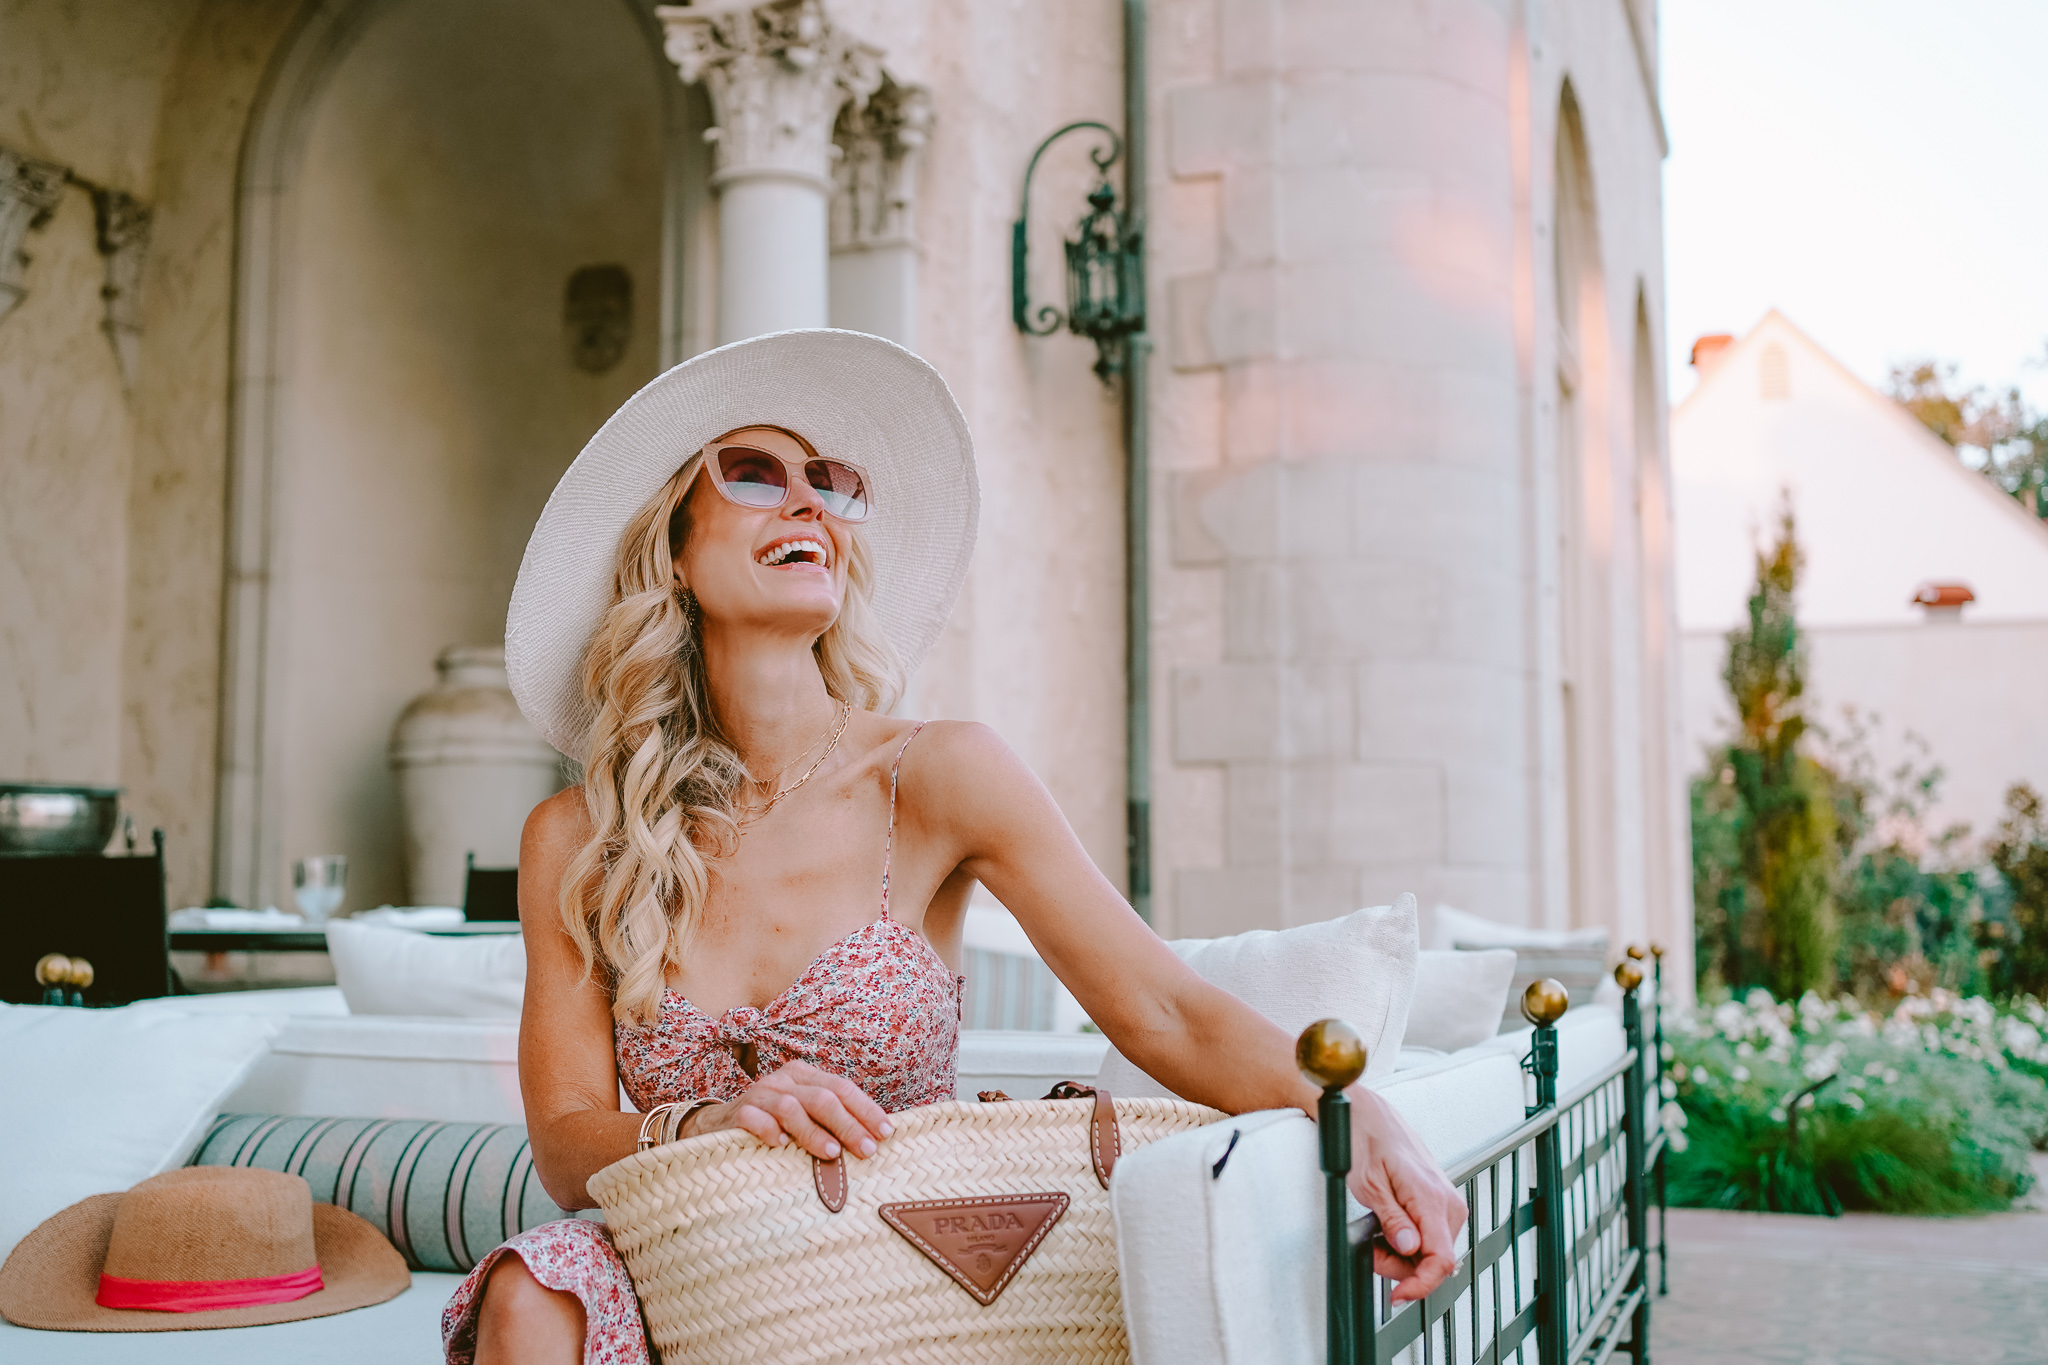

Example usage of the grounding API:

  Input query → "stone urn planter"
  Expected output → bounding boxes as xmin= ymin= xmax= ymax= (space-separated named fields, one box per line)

xmin=389 ymin=645 xmax=563 ymax=908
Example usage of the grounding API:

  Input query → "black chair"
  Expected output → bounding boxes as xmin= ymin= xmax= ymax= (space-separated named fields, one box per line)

xmin=462 ymin=852 xmax=520 ymax=922
xmin=0 ymin=829 xmax=170 ymax=1005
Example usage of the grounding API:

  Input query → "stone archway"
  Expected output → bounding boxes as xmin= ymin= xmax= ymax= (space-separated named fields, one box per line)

xmin=214 ymin=0 xmax=709 ymax=910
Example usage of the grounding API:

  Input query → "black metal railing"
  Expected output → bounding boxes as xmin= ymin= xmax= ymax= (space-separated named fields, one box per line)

xmin=1311 ymin=962 xmax=1669 ymax=1364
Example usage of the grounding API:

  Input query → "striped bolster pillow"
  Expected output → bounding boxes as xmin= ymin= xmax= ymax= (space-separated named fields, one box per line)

xmin=189 ymin=1115 xmax=575 ymax=1272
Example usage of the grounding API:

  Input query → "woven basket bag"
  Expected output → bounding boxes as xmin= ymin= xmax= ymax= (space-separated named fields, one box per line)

xmin=589 ymin=1087 xmax=1223 ymax=1363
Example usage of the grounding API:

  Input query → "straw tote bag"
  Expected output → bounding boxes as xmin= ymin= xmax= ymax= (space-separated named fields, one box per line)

xmin=589 ymin=1084 xmax=1224 ymax=1364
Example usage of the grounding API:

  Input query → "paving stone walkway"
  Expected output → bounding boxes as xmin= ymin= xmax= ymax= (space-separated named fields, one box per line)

xmin=1648 ymin=1160 xmax=2048 ymax=1365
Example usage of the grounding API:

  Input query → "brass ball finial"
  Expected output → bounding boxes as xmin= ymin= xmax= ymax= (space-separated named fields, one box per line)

xmin=35 ymin=954 xmax=72 ymax=989
xmin=1626 ymin=944 xmax=1645 ymax=960
xmin=66 ymin=957 xmax=94 ymax=989
xmin=1613 ymin=960 xmax=1644 ymax=993
xmin=1296 ymin=1018 xmax=1368 ymax=1091
xmin=1650 ymin=943 xmax=1665 ymax=960
xmin=1520 ymin=978 xmax=1569 ymax=1027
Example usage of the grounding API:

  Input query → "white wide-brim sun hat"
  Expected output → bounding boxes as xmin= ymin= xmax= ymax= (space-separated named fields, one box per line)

xmin=505 ymin=329 xmax=978 ymax=761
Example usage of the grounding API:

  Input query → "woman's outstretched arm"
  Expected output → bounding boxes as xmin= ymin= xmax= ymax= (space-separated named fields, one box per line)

xmin=903 ymin=721 xmax=1467 ymax=1303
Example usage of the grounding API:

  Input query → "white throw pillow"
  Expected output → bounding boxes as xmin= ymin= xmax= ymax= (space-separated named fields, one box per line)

xmin=1093 ymin=895 xmax=1419 ymax=1098
xmin=325 ymin=919 xmax=525 ymax=1017
xmin=1426 ymin=902 xmax=1609 ymax=952
xmin=1405 ymin=948 xmax=1518 ymax=1053
xmin=0 ymin=1004 xmax=281 ymax=1261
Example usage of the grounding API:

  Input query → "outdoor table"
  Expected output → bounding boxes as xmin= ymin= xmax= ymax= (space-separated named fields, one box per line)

xmin=167 ymin=921 xmax=521 ymax=953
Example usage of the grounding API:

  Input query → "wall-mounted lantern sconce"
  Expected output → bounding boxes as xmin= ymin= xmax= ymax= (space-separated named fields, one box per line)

xmin=1012 ymin=120 xmax=1144 ymax=383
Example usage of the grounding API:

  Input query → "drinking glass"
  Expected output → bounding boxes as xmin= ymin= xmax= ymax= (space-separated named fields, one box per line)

xmin=293 ymin=855 xmax=347 ymax=924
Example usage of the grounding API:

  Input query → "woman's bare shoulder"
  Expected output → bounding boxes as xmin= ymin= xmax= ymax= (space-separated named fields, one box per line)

xmin=894 ymin=720 xmax=1042 ymax=809
xmin=524 ymin=784 xmax=593 ymax=859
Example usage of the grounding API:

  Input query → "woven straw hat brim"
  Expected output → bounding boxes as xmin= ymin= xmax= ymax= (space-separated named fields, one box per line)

xmin=505 ymin=328 xmax=979 ymax=761
xmin=0 ymin=1195 xmax=409 ymax=1332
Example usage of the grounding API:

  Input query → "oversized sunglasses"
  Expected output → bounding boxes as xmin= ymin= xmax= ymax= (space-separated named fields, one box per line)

xmin=699 ymin=443 xmax=873 ymax=523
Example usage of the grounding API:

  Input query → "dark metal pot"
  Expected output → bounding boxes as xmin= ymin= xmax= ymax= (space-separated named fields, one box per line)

xmin=0 ymin=784 xmax=123 ymax=855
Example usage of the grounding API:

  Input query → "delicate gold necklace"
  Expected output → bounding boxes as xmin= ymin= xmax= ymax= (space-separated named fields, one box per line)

xmin=736 ymin=700 xmax=852 ymax=831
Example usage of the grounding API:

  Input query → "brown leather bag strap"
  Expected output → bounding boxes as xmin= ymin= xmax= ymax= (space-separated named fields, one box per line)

xmin=814 ymin=1153 xmax=848 ymax=1212
xmin=1042 ymin=1082 xmax=1120 ymax=1188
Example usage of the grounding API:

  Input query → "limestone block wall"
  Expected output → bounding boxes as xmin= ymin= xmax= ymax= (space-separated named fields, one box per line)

xmin=1144 ymin=0 xmax=1689 ymax=977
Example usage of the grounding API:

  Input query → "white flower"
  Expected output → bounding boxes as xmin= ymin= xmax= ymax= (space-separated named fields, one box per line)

xmin=1769 ymin=1106 xmax=1787 ymax=1122
xmin=1662 ymin=1077 xmax=1678 ymax=1099
xmin=1843 ymin=1092 xmax=1864 ymax=1111
xmin=1732 ymin=1065 xmax=1751 ymax=1083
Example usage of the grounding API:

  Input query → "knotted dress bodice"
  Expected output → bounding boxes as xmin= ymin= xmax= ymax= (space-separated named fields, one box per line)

xmin=612 ymin=723 xmax=963 ymax=1112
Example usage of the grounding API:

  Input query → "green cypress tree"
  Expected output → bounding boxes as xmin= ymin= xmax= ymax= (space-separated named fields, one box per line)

xmin=1722 ymin=503 xmax=1839 ymax=997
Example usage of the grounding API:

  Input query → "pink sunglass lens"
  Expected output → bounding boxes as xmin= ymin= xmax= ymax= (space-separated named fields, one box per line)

xmin=806 ymin=460 xmax=869 ymax=520
xmin=714 ymin=449 xmax=788 ymax=507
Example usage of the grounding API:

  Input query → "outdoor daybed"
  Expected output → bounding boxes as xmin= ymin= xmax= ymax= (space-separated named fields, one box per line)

xmin=0 ymin=904 xmax=1655 ymax=1364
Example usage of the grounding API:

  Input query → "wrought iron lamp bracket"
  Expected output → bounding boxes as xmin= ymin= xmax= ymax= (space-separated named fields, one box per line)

xmin=1011 ymin=120 xmax=1142 ymax=381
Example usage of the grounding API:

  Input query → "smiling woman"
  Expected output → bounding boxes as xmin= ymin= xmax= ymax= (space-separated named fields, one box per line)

xmin=442 ymin=328 xmax=1466 ymax=1365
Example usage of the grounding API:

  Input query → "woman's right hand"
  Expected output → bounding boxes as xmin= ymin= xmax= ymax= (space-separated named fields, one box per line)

xmin=684 ymin=1061 xmax=894 ymax=1160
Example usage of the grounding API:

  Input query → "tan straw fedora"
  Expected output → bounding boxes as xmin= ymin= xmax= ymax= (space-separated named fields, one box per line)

xmin=0 ymin=1166 xmax=408 ymax=1332
xmin=504 ymin=327 xmax=979 ymax=761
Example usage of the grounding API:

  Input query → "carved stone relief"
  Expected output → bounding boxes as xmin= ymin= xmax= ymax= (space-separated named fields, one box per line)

xmin=656 ymin=0 xmax=883 ymax=189
xmin=831 ymin=73 xmax=932 ymax=251
xmin=90 ymin=187 xmax=152 ymax=391
xmin=565 ymin=264 xmax=632 ymax=373
xmin=0 ymin=147 xmax=69 ymax=323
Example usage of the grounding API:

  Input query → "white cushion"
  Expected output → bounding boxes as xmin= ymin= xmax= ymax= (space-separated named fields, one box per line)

xmin=1094 ymin=896 xmax=1419 ymax=1097
xmin=954 ymin=1030 xmax=1108 ymax=1101
xmin=205 ymin=1011 xmax=1109 ymax=1126
xmin=127 ymin=986 xmax=351 ymax=1017
xmin=1112 ymin=1109 xmax=1323 ymax=1365
xmin=1426 ymin=902 xmax=1608 ymax=951
xmin=325 ymin=919 xmax=524 ymax=1017
xmin=0 ymin=1271 xmax=464 ymax=1364
xmin=0 ymin=1004 xmax=281 ymax=1261
xmin=1405 ymin=948 xmax=1517 ymax=1052
xmin=221 ymin=1015 xmax=526 ymax=1124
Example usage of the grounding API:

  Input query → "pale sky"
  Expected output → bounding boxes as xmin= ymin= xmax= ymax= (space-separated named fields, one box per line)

xmin=1661 ymin=0 xmax=2048 ymax=412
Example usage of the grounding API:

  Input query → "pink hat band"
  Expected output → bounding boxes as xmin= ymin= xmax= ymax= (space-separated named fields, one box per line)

xmin=96 ymin=1264 xmax=325 ymax=1314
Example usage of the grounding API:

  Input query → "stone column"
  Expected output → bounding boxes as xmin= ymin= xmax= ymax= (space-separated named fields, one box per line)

xmin=659 ymin=0 xmax=883 ymax=344
xmin=1163 ymin=0 xmax=1529 ymax=933
xmin=829 ymin=73 xmax=931 ymax=347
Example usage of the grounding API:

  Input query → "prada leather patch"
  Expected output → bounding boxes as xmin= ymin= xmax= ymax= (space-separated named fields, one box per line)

xmin=878 ymin=1193 xmax=1069 ymax=1305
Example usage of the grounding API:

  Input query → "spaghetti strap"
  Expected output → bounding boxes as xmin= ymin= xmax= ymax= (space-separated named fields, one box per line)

xmin=879 ymin=722 xmax=928 ymax=917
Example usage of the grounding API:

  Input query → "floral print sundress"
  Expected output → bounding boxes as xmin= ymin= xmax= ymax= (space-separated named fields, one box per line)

xmin=442 ymin=724 xmax=962 ymax=1365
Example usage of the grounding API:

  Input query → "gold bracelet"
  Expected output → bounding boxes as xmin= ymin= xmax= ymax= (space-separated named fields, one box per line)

xmin=637 ymin=1103 xmax=682 ymax=1151
xmin=637 ymin=1099 xmax=718 ymax=1151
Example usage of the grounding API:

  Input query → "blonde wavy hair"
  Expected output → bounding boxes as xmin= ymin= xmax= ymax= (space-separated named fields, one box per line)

xmin=561 ymin=437 xmax=905 ymax=1025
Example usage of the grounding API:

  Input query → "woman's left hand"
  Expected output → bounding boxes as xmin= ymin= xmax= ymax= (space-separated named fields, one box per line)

xmin=1344 ymin=1086 xmax=1467 ymax=1303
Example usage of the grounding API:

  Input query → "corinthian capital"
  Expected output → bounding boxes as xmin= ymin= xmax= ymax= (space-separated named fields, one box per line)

xmin=657 ymin=0 xmax=884 ymax=191
xmin=832 ymin=74 xmax=933 ymax=250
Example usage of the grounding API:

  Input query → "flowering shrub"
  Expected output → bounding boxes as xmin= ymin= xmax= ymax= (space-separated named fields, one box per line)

xmin=1667 ymin=989 xmax=2048 ymax=1214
